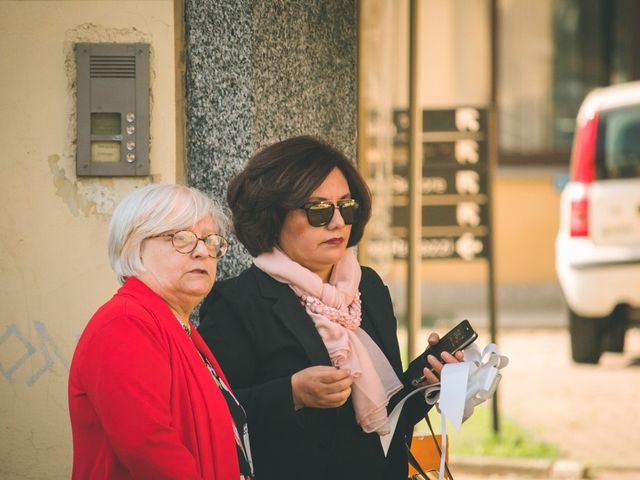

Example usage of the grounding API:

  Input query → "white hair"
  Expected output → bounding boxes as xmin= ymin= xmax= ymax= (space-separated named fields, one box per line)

xmin=108 ymin=184 xmax=229 ymax=284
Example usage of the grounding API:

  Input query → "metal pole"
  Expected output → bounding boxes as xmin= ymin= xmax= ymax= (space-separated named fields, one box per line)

xmin=356 ymin=0 xmax=369 ymax=267
xmin=407 ymin=0 xmax=422 ymax=361
xmin=488 ymin=0 xmax=500 ymax=435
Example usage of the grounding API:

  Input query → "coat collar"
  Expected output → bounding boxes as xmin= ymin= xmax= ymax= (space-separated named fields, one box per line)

xmin=253 ymin=265 xmax=332 ymax=366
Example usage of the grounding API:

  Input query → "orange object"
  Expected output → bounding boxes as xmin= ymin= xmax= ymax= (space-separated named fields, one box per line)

xmin=407 ymin=433 xmax=448 ymax=477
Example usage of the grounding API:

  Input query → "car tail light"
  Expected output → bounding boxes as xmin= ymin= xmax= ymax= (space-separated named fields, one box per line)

xmin=571 ymin=111 xmax=598 ymax=183
xmin=570 ymin=183 xmax=589 ymax=237
xmin=568 ymin=111 xmax=598 ymax=237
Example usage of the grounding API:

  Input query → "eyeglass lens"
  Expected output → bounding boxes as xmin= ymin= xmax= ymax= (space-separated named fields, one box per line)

xmin=305 ymin=199 xmax=358 ymax=227
xmin=172 ymin=231 xmax=228 ymax=258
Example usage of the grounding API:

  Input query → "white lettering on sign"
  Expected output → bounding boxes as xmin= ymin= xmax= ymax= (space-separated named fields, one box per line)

xmin=455 ymin=108 xmax=480 ymax=132
xmin=456 ymin=202 xmax=481 ymax=227
xmin=455 ymin=139 xmax=479 ymax=164
xmin=455 ymin=232 xmax=484 ymax=260
xmin=422 ymin=176 xmax=447 ymax=194
xmin=421 ymin=238 xmax=455 ymax=258
xmin=456 ymin=170 xmax=480 ymax=195
xmin=387 ymin=235 xmax=485 ymax=260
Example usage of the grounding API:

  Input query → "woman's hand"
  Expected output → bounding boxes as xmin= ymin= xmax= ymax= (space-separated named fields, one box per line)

xmin=422 ymin=332 xmax=465 ymax=385
xmin=291 ymin=366 xmax=353 ymax=410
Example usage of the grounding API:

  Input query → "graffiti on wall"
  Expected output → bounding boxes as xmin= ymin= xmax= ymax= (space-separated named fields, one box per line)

xmin=0 ymin=321 xmax=70 ymax=386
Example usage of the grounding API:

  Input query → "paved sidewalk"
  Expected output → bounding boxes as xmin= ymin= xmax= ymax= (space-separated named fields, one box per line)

xmin=441 ymin=326 xmax=640 ymax=479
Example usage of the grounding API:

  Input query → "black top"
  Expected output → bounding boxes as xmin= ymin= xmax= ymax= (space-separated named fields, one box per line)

xmin=200 ymin=352 xmax=254 ymax=479
xmin=183 ymin=322 xmax=254 ymax=479
xmin=198 ymin=265 xmax=430 ymax=480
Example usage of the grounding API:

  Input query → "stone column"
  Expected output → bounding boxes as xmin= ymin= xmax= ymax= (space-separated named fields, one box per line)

xmin=184 ymin=0 xmax=357 ymax=279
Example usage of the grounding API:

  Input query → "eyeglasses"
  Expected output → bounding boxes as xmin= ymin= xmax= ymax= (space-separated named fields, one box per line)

xmin=152 ymin=230 xmax=229 ymax=258
xmin=300 ymin=198 xmax=360 ymax=227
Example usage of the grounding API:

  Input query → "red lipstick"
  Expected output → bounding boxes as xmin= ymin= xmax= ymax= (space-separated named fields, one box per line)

xmin=324 ymin=237 xmax=344 ymax=245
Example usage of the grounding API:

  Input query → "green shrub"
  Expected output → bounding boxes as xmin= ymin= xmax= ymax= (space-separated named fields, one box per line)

xmin=414 ymin=403 xmax=559 ymax=458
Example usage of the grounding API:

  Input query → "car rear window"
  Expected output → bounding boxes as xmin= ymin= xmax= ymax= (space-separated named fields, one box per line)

xmin=597 ymin=105 xmax=640 ymax=179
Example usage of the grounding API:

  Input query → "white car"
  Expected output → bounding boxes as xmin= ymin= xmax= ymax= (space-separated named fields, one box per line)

xmin=556 ymin=81 xmax=640 ymax=363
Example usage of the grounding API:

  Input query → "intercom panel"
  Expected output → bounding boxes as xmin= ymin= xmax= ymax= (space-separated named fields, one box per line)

xmin=76 ymin=43 xmax=149 ymax=176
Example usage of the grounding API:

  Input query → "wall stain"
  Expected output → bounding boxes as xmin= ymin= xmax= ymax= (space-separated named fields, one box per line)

xmin=48 ymin=154 xmax=96 ymax=217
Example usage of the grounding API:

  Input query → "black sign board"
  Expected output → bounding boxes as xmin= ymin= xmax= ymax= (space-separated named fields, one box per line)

xmin=386 ymin=234 xmax=488 ymax=261
xmin=423 ymin=139 xmax=488 ymax=167
xmin=394 ymin=143 xmax=488 ymax=173
xmin=423 ymin=108 xmax=488 ymax=133
xmin=390 ymin=106 xmax=491 ymax=261
xmin=392 ymin=202 xmax=488 ymax=229
xmin=424 ymin=166 xmax=487 ymax=196
xmin=394 ymin=108 xmax=488 ymax=135
xmin=391 ymin=166 xmax=488 ymax=196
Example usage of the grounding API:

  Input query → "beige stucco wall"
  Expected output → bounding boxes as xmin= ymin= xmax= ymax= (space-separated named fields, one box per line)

xmin=0 ymin=1 xmax=177 ymax=478
xmin=494 ymin=171 xmax=561 ymax=283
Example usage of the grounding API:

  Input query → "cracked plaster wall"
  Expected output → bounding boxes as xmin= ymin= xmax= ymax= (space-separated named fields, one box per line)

xmin=0 ymin=2 xmax=177 ymax=479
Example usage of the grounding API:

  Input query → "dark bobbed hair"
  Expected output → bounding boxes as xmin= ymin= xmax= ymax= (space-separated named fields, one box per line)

xmin=227 ymin=135 xmax=372 ymax=257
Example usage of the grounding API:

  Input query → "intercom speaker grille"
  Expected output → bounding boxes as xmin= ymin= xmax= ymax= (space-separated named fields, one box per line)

xmin=90 ymin=55 xmax=136 ymax=78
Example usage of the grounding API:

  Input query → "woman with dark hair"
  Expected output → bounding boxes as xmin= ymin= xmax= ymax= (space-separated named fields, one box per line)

xmin=198 ymin=136 xmax=462 ymax=480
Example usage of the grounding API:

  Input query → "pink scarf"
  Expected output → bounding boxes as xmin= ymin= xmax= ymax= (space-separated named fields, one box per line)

xmin=254 ymin=248 xmax=402 ymax=434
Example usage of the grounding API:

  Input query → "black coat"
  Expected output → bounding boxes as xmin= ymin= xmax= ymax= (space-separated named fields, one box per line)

xmin=198 ymin=265 xmax=429 ymax=480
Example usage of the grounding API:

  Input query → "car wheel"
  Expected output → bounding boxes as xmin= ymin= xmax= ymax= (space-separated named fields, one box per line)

xmin=602 ymin=306 xmax=627 ymax=353
xmin=569 ymin=308 xmax=604 ymax=364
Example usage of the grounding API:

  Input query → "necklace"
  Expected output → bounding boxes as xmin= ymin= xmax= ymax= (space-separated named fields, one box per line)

xmin=179 ymin=320 xmax=191 ymax=336
xmin=171 ymin=310 xmax=191 ymax=336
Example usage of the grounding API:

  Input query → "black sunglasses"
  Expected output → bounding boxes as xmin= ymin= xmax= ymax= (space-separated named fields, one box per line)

xmin=300 ymin=198 xmax=360 ymax=227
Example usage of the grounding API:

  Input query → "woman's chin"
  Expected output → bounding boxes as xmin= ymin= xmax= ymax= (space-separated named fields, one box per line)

xmin=325 ymin=244 xmax=348 ymax=259
xmin=183 ymin=280 xmax=215 ymax=299
xmin=317 ymin=249 xmax=348 ymax=269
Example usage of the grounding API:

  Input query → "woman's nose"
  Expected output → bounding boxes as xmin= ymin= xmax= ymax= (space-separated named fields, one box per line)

xmin=327 ymin=206 xmax=346 ymax=228
xmin=192 ymin=238 xmax=210 ymax=257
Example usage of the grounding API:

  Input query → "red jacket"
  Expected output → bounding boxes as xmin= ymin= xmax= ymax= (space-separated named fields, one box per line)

xmin=69 ymin=277 xmax=240 ymax=479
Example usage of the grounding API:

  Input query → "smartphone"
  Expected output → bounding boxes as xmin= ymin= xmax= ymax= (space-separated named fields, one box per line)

xmin=408 ymin=319 xmax=478 ymax=387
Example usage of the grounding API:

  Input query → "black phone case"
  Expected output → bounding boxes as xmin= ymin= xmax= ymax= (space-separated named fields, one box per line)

xmin=405 ymin=319 xmax=478 ymax=387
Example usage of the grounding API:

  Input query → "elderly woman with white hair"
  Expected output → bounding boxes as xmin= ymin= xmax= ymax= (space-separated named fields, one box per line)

xmin=68 ymin=184 xmax=253 ymax=480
